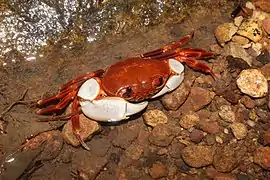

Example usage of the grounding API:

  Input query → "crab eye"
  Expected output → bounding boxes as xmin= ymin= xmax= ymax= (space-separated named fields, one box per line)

xmin=152 ymin=76 xmax=164 ymax=89
xmin=121 ymin=87 xmax=133 ymax=99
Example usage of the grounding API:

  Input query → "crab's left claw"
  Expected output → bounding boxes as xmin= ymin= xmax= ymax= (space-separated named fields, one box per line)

xmin=78 ymin=78 xmax=148 ymax=122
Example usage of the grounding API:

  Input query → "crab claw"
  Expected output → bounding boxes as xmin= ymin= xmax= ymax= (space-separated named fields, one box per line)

xmin=78 ymin=79 xmax=148 ymax=122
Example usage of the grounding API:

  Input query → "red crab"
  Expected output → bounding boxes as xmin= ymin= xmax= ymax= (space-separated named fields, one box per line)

xmin=37 ymin=32 xmax=216 ymax=150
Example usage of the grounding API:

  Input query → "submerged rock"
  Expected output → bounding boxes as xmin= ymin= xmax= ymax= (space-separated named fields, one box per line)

xmin=237 ymin=20 xmax=263 ymax=42
xmin=236 ymin=69 xmax=268 ymax=98
xmin=215 ymin=23 xmax=238 ymax=46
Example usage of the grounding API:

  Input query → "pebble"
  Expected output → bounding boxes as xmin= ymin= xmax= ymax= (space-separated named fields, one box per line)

xmin=253 ymin=147 xmax=270 ymax=170
xmin=148 ymin=124 xmax=177 ymax=147
xmin=232 ymin=35 xmax=249 ymax=45
xmin=237 ymin=20 xmax=263 ymax=42
xmin=246 ymin=120 xmax=256 ymax=127
xmin=215 ymin=135 xmax=223 ymax=144
xmin=143 ymin=109 xmax=168 ymax=127
xmin=179 ymin=113 xmax=200 ymax=129
xmin=149 ymin=161 xmax=167 ymax=179
xmin=189 ymin=129 xmax=204 ymax=143
xmin=234 ymin=16 xmax=244 ymax=27
xmin=182 ymin=145 xmax=215 ymax=168
xmin=260 ymin=131 xmax=270 ymax=146
xmin=215 ymin=23 xmax=238 ymax=46
xmin=260 ymin=63 xmax=270 ymax=80
xmin=231 ymin=122 xmax=248 ymax=140
xmin=240 ymin=95 xmax=255 ymax=109
xmin=251 ymin=42 xmax=263 ymax=56
xmin=236 ymin=69 xmax=268 ymax=98
xmin=199 ymin=120 xmax=222 ymax=134
xmin=218 ymin=105 xmax=236 ymax=122
xmin=262 ymin=18 xmax=270 ymax=35
xmin=257 ymin=50 xmax=270 ymax=65
xmin=62 ymin=115 xmax=100 ymax=147
xmin=254 ymin=0 xmax=270 ymax=12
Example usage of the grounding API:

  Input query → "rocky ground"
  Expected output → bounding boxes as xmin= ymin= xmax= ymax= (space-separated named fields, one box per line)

xmin=0 ymin=0 xmax=270 ymax=180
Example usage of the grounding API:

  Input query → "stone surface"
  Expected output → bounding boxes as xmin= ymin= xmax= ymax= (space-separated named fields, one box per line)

xmin=231 ymin=122 xmax=248 ymax=140
xmin=215 ymin=23 xmax=238 ymax=46
xmin=62 ymin=115 xmax=100 ymax=147
xmin=240 ymin=95 xmax=255 ymax=109
xmin=179 ymin=113 xmax=200 ymax=129
xmin=236 ymin=69 xmax=268 ymax=98
xmin=253 ymin=147 xmax=270 ymax=170
xmin=260 ymin=63 xmax=270 ymax=80
xmin=231 ymin=35 xmax=249 ymax=45
xmin=182 ymin=145 xmax=215 ymax=168
xmin=190 ymin=129 xmax=204 ymax=143
xmin=143 ymin=109 xmax=168 ymax=127
xmin=199 ymin=120 xmax=222 ymax=134
xmin=218 ymin=105 xmax=235 ymax=122
xmin=149 ymin=161 xmax=167 ymax=179
xmin=237 ymin=20 xmax=263 ymax=42
xmin=148 ymin=124 xmax=177 ymax=147
xmin=234 ymin=16 xmax=244 ymax=27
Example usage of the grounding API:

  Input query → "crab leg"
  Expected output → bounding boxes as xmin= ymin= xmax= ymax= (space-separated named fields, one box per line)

xmin=141 ymin=32 xmax=194 ymax=58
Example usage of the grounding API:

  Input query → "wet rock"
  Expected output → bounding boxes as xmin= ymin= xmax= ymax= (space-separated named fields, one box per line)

xmin=260 ymin=63 xmax=270 ymax=80
xmin=205 ymin=134 xmax=216 ymax=146
xmin=148 ymin=124 xmax=177 ymax=147
xmin=231 ymin=122 xmax=248 ymax=140
xmin=240 ymin=95 xmax=255 ymax=109
xmin=62 ymin=115 xmax=100 ymax=147
xmin=88 ymin=138 xmax=111 ymax=157
xmin=190 ymin=129 xmax=204 ymax=143
xmin=232 ymin=35 xmax=249 ymax=45
xmin=254 ymin=0 xmax=270 ymax=12
xmin=260 ymin=131 xmax=270 ymax=146
xmin=213 ymin=144 xmax=246 ymax=172
xmin=71 ymin=150 xmax=108 ymax=180
xmin=253 ymin=147 xmax=270 ymax=170
xmin=215 ymin=23 xmax=238 ymax=46
xmin=237 ymin=20 xmax=263 ymax=42
xmin=226 ymin=56 xmax=250 ymax=71
xmin=256 ymin=50 xmax=270 ymax=65
xmin=236 ymin=69 xmax=268 ymax=98
xmin=218 ymin=105 xmax=236 ymax=122
xmin=222 ymin=42 xmax=253 ymax=65
xmin=234 ymin=16 xmax=244 ymax=27
xmin=149 ymin=161 xmax=167 ymax=179
xmin=199 ymin=120 xmax=222 ymax=134
xmin=161 ymin=73 xmax=195 ymax=110
xmin=143 ymin=109 xmax=168 ymax=127
xmin=169 ymin=140 xmax=186 ymax=159
xmin=182 ymin=145 xmax=215 ymax=168
xmin=179 ymin=113 xmax=200 ymax=129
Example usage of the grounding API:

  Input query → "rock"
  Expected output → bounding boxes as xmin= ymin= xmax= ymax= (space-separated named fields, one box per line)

xmin=253 ymin=147 xmax=270 ymax=170
xmin=182 ymin=145 xmax=215 ymax=168
xmin=62 ymin=115 xmax=100 ymax=147
xmin=215 ymin=136 xmax=223 ymax=144
xmin=226 ymin=56 xmax=250 ymax=71
xmin=262 ymin=18 xmax=270 ymax=35
xmin=169 ymin=140 xmax=186 ymax=159
xmin=71 ymin=150 xmax=108 ymax=180
xmin=240 ymin=95 xmax=255 ymax=109
xmin=205 ymin=167 xmax=236 ymax=180
xmin=257 ymin=50 xmax=270 ymax=65
xmin=232 ymin=35 xmax=249 ymax=46
xmin=190 ymin=129 xmax=204 ymax=143
xmin=218 ymin=105 xmax=236 ymax=122
xmin=215 ymin=23 xmax=238 ymax=46
xmin=222 ymin=42 xmax=253 ymax=66
xmin=246 ymin=120 xmax=256 ymax=127
xmin=148 ymin=124 xmax=177 ymax=147
xmin=237 ymin=20 xmax=263 ymax=42
xmin=199 ymin=120 xmax=222 ymax=134
xmin=88 ymin=138 xmax=111 ymax=157
xmin=179 ymin=113 xmax=200 ymax=129
xmin=254 ymin=0 xmax=270 ymax=12
xmin=125 ymin=143 xmax=144 ymax=160
xmin=149 ymin=161 xmax=167 ymax=179
xmin=251 ymin=42 xmax=263 ymax=56
xmin=231 ymin=122 xmax=248 ymax=140
xmin=260 ymin=63 xmax=270 ymax=80
xmin=236 ymin=69 xmax=268 ymax=98
xmin=143 ymin=109 xmax=168 ymax=127
xmin=161 ymin=73 xmax=195 ymax=110
xmin=234 ymin=16 xmax=244 ymax=27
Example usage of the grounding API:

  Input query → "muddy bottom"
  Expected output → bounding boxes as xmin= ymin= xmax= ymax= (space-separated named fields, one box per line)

xmin=1 ymin=1 xmax=270 ymax=180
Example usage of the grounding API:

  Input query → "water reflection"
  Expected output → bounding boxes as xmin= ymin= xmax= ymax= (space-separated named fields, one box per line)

xmin=0 ymin=0 xmax=185 ymax=66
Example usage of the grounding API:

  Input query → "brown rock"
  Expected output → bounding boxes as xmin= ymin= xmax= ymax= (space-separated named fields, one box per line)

xmin=182 ymin=145 xmax=215 ymax=168
xmin=261 ymin=131 xmax=270 ymax=145
xmin=254 ymin=0 xmax=270 ymax=12
xmin=260 ymin=63 xmax=270 ymax=80
xmin=190 ymin=129 xmax=204 ymax=143
xmin=148 ymin=124 xmax=177 ymax=147
xmin=169 ymin=140 xmax=186 ymax=159
xmin=240 ymin=95 xmax=255 ymax=109
xmin=62 ymin=115 xmax=100 ymax=147
xmin=143 ymin=109 xmax=168 ymax=127
xmin=199 ymin=120 xmax=222 ymax=134
xmin=179 ymin=113 xmax=200 ymax=129
xmin=231 ymin=122 xmax=248 ymax=140
xmin=254 ymin=147 xmax=270 ymax=170
xmin=149 ymin=161 xmax=167 ymax=179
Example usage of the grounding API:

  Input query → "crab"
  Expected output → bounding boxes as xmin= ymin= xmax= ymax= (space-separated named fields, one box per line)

xmin=36 ymin=32 xmax=216 ymax=150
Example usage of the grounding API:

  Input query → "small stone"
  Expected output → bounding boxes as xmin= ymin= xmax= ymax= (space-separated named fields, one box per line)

xmin=260 ymin=63 xmax=270 ymax=80
xmin=232 ymin=35 xmax=249 ymax=45
xmin=149 ymin=161 xmax=167 ymax=179
xmin=251 ymin=42 xmax=263 ymax=56
xmin=215 ymin=136 xmax=223 ymax=144
xmin=143 ymin=109 xmax=168 ymax=127
xmin=179 ymin=113 xmax=200 ymax=129
xmin=262 ymin=18 xmax=270 ymax=35
xmin=253 ymin=147 xmax=270 ymax=170
xmin=62 ymin=115 xmax=100 ymax=147
xmin=231 ymin=122 xmax=248 ymax=140
xmin=234 ymin=16 xmax=244 ymax=27
xmin=215 ymin=23 xmax=238 ymax=46
xmin=218 ymin=105 xmax=236 ymax=122
xmin=254 ymin=0 xmax=270 ymax=12
xmin=236 ymin=69 xmax=268 ymax=98
xmin=257 ymin=50 xmax=270 ymax=65
xmin=199 ymin=120 xmax=222 ymax=134
xmin=261 ymin=131 xmax=270 ymax=145
xmin=246 ymin=2 xmax=255 ymax=10
xmin=238 ymin=20 xmax=263 ymax=42
xmin=190 ymin=129 xmax=204 ymax=143
xmin=148 ymin=124 xmax=176 ymax=147
xmin=182 ymin=145 xmax=215 ymax=168
xmin=240 ymin=95 xmax=255 ymax=109
xmin=247 ymin=120 xmax=256 ymax=127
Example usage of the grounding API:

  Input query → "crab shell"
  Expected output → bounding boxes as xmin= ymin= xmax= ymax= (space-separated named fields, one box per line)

xmin=77 ymin=58 xmax=184 ymax=122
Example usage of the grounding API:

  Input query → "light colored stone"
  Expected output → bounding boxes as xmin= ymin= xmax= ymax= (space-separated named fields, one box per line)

xmin=251 ymin=42 xmax=263 ymax=56
xmin=234 ymin=16 xmax=244 ymax=27
xmin=179 ymin=113 xmax=200 ymax=129
xmin=246 ymin=1 xmax=255 ymax=10
xmin=231 ymin=122 xmax=248 ymax=140
xmin=215 ymin=23 xmax=238 ymax=46
xmin=143 ymin=109 xmax=168 ymax=127
xmin=238 ymin=20 xmax=263 ymax=42
xmin=236 ymin=69 xmax=268 ymax=98
xmin=232 ymin=35 xmax=249 ymax=45
xmin=218 ymin=105 xmax=235 ymax=123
